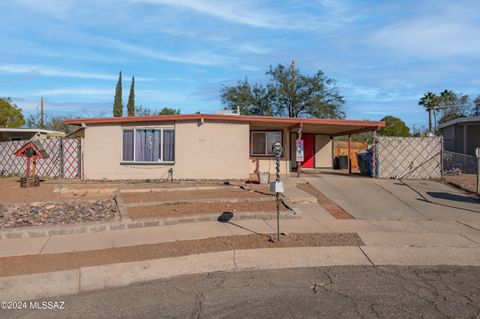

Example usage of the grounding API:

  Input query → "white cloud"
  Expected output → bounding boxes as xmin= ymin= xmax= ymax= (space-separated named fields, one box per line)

xmin=131 ymin=0 xmax=279 ymax=28
xmin=370 ymin=16 xmax=480 ymax=57
xmin=0 ymin=64 xmax=154 ymax=81
xmin=101 ymin=37 xmax=231 ymax=66
xmin=130 ymin=0 xmax=354 ymax=32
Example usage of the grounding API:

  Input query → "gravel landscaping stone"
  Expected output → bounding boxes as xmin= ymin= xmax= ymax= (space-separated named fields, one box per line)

xmin=0 ymin=199 xmax=119 ymax=228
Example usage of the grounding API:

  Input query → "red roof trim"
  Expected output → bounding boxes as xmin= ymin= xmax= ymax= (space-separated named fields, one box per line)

xmin=64 ymin=114 xmax=385 ymax=128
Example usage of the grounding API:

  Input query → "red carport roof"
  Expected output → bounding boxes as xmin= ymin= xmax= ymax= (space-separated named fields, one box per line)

xmin=64 ymin=114 xmax=384 ymax=136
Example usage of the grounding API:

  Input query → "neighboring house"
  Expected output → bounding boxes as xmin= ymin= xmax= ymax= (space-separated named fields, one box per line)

xmin=64 ymin=114 xmax=384 ymax=180
xmin=0 ymin=127 xmax=65 ymax=142
xmin=438 ymin=116 xmax=480 ymax=156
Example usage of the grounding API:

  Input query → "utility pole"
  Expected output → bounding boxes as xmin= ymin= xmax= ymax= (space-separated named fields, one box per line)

xmin=290 ymin=60 xmax=295 ymax=117
xmin=40 ymin=97 xmax=44 ymax=128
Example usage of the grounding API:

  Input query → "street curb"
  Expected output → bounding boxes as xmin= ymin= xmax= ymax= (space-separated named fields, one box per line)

xmin=1 ymin=246 xmax=480 ymax=301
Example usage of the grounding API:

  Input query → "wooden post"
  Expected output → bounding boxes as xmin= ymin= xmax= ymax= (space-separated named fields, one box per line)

xmin=348 ymin=135 xmax=352 ymax=174
xmin=371 ymin=130 xmax=377 ymax=178
xmin=26 ymin=157 xmax=31 ymax=177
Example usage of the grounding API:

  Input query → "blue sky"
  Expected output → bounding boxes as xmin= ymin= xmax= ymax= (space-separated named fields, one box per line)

xmin=1 ymin=0 xmax=479 ymax=129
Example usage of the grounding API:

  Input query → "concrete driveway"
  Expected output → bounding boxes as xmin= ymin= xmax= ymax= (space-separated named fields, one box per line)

xmin=304 ymin=173 xmax=480 ymax=222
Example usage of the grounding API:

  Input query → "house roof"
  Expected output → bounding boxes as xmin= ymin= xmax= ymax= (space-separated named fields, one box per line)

xmin=438 ymin=116 xmax=480 ymax=129
xmin=0 ymin=127 xmax=65 ymax=134
xmin=64 ymin=114 xmax=385 ymax=136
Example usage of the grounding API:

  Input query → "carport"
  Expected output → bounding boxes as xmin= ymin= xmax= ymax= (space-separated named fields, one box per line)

xmin=246 ymin=116 xmax=385 ymax=177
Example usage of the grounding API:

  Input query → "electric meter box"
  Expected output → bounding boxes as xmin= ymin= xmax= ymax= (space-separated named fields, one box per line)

xmin=270 ymin=181 xmax=284 ymax=193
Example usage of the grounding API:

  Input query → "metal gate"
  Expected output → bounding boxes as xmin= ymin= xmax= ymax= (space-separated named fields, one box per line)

xmin=377 ymin=136 xmax=442 ymax=179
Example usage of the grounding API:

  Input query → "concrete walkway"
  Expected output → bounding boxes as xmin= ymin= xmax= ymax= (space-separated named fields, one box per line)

xmin=303 ymin=174 xmax=480 ymax=221
xmin=1 ymin=216 xmax=480 ymax=257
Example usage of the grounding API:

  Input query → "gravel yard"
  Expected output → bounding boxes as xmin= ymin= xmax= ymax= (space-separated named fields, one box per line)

xmin=0 ymin=199 xmax=119 ymax=228
xmin=0 ymin=232 xmax=363 ymax=277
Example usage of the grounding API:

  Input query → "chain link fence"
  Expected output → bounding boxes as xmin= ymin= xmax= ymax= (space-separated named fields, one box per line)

xmin=0 ymin=138 xmax=81 ymax=178
xmin=442 ymin=151 xmax=478 ymax=193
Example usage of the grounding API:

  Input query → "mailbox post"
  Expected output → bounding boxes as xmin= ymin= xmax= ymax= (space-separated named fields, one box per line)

xmin=270 ymin=142 xmax=284 ymax=241
xmin=476 ymin=148 xmax=480 ymax=196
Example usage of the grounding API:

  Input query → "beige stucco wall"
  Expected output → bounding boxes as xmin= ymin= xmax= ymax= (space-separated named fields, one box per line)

xmin=249 ymin=127 xmax=290 ymax=175
xmin=314 ymin=135 xmax=332 ymax=168
xmin=83 ymin=121 xmax=250 ymax=180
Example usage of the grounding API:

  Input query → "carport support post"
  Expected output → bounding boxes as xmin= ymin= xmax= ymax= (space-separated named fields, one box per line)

xmin=371 ymin=130 xmax=377 ymax=178
xmin=348 ymin=135 xmax=352 ymax=174
xmin=476 ymin=148 xmax=480 ymax=196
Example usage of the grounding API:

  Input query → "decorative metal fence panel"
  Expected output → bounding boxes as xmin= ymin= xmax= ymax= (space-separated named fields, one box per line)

xmin=377 ymin=136 xmax=442 ymax=179
xmin=0 ymin=138 xmax=80 ymax=178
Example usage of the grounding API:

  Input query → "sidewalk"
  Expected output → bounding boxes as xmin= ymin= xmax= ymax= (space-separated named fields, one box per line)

xmin=1 ymin=216 xmax=479 ymax=257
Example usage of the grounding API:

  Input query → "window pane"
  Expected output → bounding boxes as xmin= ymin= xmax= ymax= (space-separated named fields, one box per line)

xmin=163 ymin=130 xmax=175 ymax=161
xmin=135 ymin=129 xmax=161 ymax=162
xmin=266 ymin=132 xmax=282 ymax=154
xmin=252 ymin=132 xmax=266 ymax=155
xmin=122 ymin=130 xmax=134 ymax=161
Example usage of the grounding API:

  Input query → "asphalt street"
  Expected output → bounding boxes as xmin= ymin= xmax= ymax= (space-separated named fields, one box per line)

xmin=3 ymin=266 xmax=480 ymax=319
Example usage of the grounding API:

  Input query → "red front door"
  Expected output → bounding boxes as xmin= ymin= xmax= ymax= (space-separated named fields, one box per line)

xmin=301 ymin=134 xmax=315 ymax=168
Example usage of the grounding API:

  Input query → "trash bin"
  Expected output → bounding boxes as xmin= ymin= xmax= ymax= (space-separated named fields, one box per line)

xmin=334 ymin=155 xmax=349 ymax=169
xmin=356 ymin=150 xmax=378 ymax=176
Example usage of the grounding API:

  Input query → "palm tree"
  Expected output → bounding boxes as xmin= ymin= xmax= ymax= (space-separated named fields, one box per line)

xmin=418 ymin=92 xmax=439 ymax=133
xmin=473 ymin=95 xmax=480 ymax=116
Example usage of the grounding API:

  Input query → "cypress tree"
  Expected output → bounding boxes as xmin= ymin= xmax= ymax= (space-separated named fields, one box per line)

xmin=127 ymin=76 xmax=135 ymax=116
xmin=113 ymin=71 xmax=123 ymax=117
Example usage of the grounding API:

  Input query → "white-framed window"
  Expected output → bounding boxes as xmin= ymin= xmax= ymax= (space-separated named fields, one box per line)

xmin=122 ymin=128 xmax=175 ymax=163
xmin=250 ymin=130 xmax=283 ymax=156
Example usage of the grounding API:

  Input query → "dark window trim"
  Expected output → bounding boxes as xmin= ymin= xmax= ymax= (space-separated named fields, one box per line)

xmin=121 ymin=127 xmax=175 ymax=164
xmin=250 ymin=130 xmax=284 ymax=157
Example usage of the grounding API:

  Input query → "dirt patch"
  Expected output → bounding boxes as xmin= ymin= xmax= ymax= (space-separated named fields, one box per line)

xmin=122 ymin=188 xmax=268 ymax=204
xmin=0 ymin=232 xmax=363 ymax=277
xmin=297 ymin=183 xmax=354 ymax=220
xmin=129 ymin=201 xmax=286 ymax=219
xmin=443 ymin=174 xmax=477 ymax=194
xmin=0 ymin=199 xmax=118 ymax=228
xmin=0 ymin=178 xmax=114 ymax=204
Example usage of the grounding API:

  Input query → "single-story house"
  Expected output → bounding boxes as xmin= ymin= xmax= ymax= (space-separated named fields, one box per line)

xmin=64 ymin=114 xmax=384 ymax=180
xmin=0 ymin=127 xmax=65 ymax=142
xmin=438 ymin=116 xmax=480 ymax=157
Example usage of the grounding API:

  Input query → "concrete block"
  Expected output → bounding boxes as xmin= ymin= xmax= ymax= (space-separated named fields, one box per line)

xmin=358 ymin=232 xmax=479 ymax=247
xmin=367 ymin=220 xmax=430 ymax=233
xmin=234 ymin=247 xmax=371 ymax=270
xmin=41 ymin=232 xmax=113 ymax=254
xmin=0 ymin=270 xmax=79 ymax=301
xmin=321 ymin=220 xmax=382 ymax=233
xmin=169 ymin=222 xmax=232 ymax=240
xmin=112 ymin=226 xmax=175 ymax=248
xmin=362 ymin=246 xmax=480 ymax=266
xmin=225 ymin=220 xmax=274 ymax=236
xmin=0 ymin=237 xmax=48 ymax=257
xmin=416 ymin=221 xmax=480 ymax=234
xmin=264 ymin=219 xmax=331 ymax=233
xmin=80 ymin=251 xmax=235 ymax=292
